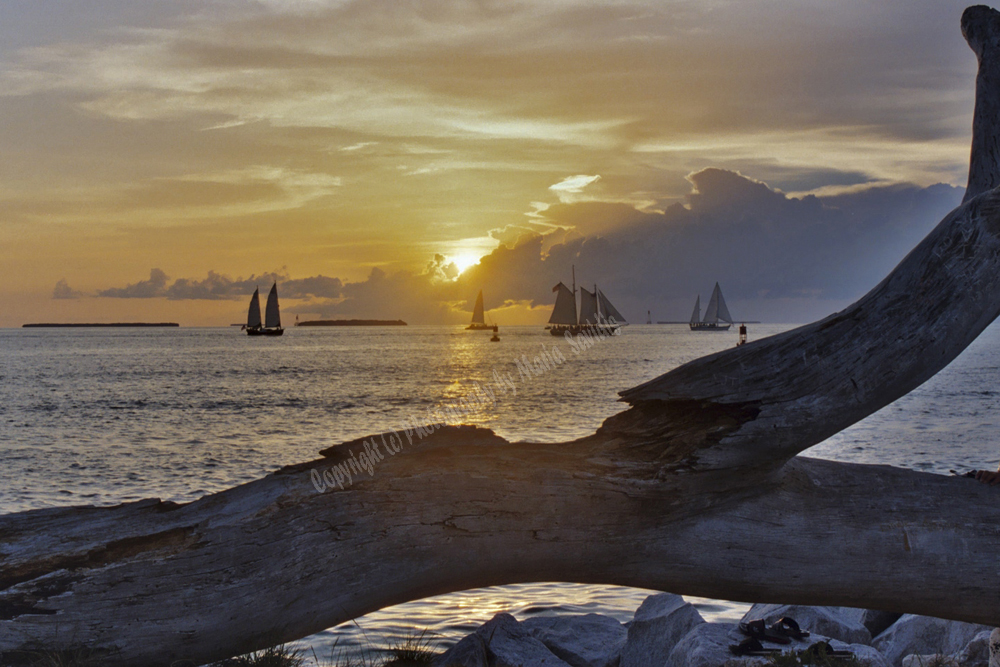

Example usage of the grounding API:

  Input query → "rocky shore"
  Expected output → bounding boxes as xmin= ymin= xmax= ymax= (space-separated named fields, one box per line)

xmin=430 ymin=594 xmax=996 ymax=667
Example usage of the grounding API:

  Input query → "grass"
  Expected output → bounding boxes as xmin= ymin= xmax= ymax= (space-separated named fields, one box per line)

xmin=763 ymin=647 xmax=872 ymax=667
xmin=383 ymin=630 xmax=436 ymax=665
xmin=0 ymin=628 xmax=439 ymax=667
xmin=209 ymin=644 xmax=305 ymax=667
xmin=307 ymin=629 xmax=438 ymax=667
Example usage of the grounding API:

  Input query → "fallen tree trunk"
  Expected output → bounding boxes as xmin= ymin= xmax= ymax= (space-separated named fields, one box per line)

xmin=5 ymin=6 xmax=1000 ymax=666
xmin=3 ymin=430 xmax=1000 ymax=666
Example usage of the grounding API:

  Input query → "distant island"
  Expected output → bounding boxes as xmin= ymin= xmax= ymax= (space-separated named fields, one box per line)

xmin=296 ymin=319 xmax=407 ymax=327
xmin=23 ymin=323 xmax=180 ymax=328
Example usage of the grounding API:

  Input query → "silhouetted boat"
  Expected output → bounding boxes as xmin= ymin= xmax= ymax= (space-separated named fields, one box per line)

xmin=467 ymin=290 xmax=493 ymax=330
xmin=548 ymin=266 xmax=626 ymax=336
xmin=690 ymin=283 xmax=732 ymax=331
xmin=244 ymin=283 xmax=284 ymax=336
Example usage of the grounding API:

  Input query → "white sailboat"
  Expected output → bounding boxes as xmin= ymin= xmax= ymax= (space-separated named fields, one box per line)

xmin=244 ymin=282 xmax=284 ymax=336
xmin=689 ymin=283 xmax=733 ymax=331
xmin=466 ymin=290 xmax=493 ymax=330
xmin=548 ymin=267 xmax=627 ymax=336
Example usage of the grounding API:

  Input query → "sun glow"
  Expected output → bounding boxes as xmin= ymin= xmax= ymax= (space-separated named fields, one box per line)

xmin=450 ymin=253 xmax=480 ymax=274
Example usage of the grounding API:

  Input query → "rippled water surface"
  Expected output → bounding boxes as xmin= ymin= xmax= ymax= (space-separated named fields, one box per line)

xmin=3 ymin=322 xmax=1000 ymax=658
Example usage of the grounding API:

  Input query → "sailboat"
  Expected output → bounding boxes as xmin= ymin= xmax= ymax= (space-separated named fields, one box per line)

xmin=244 ymin=282 xmax=284 ymax=336
xmin=548 ymin=267 xmax=627 ymax=336
xmin=689 ymin=282 xmax=733 ymax=331
xmin=466 ymin=290 xmax=494 ymax=330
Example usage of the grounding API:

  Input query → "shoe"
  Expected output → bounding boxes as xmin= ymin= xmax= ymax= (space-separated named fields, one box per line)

xmin=739 ymin=619 xmax=792 ymax=645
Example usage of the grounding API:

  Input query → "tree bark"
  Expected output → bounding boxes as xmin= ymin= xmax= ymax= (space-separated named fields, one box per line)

xmin=5 ymin=6 xmax=1000 ymax=666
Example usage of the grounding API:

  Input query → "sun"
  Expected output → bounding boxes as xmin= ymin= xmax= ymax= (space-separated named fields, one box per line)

xmin=450 ymin=253 xmax=480 ymax=274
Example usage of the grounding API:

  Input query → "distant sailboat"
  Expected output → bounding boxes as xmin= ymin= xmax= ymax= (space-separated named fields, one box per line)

xmin=689 ymin=283 xmax=733 ymax=331
xmin=548 ymin=267 xmax=627 ymax=336
xmin=244 ymin=283 xmax=284 ymax=336
xmin=466 ymin=290 xmax=494 ymax=330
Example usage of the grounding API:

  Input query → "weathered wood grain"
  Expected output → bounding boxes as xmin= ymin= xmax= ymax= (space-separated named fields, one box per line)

xmin=4 ymin=5 xmax=1000 ymax=666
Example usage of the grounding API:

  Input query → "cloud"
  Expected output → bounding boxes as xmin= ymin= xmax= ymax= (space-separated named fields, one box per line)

xmin=459 ymin=169 xmax=966 ymax=323
xmin=488 ymin=221 xmax=563 ymax=248
xmin=549 ymin=174 xmax=601 ymax=203
xmin=98 ymin=269 xmax=344 ymax=301
xmin=0 ymin=0 xmax=979 ymax=189
xmin=98 ymin=268 xmax=170 ymax=298
xmin=91 ymin=169 xmax=965 ymax=323
xmin=52 ymin=278 xmax=84 ymax=299
xmin=122 ymin=167 xmax=342 ymax=217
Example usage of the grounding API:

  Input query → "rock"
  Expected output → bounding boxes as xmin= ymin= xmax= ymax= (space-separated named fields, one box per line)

xmin=952 ymin=629 xmax=994 ymax=667
xmin=658 ymin=622 xmax=889 ymax=667
xmin=522 ymin=613 xmax=627 ymax=667
xmin=862 ymin=609 xmax=904 ymax=639
xmin=740 ymin=604 xmax=872 ymax=645
xmin=871 ymin=615 xmax=993 ymax=667
xmin=841 ymin=642 xmax=892 ymax=667
xmin=901 ymin=656 xmax=959 ymax=667
xmin=665 ymin=622 xmax=767 ymax=667
xmin=433 ymin=612 xmax=572 ymax=667
xmin=989 ymin=628 xmax=1000 ymax=667
xmin=619 ymin=593 xmax=705 ymax=667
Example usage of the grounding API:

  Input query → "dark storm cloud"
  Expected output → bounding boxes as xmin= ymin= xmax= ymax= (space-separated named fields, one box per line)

xmin=313 ymin=168 xmax=964 ymax=323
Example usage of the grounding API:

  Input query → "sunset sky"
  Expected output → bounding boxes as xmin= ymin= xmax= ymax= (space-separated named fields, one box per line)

xmin=0 ymin=0 xmax=984 ymax=326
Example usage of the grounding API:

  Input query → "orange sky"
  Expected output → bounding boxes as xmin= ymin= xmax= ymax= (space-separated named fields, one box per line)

xmin=0 ymin=0 xmax=983 ymax=326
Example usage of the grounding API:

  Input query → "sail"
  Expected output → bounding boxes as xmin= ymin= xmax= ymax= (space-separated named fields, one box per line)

xmin=579 ymin=287 xmax=599 ymax=324
xmin=704 ymin=282 xmax=732 ymax=324
xmin=549 ymin=282 xmax=578 ymax=325
xmin=714 ymin=283 xmax=733 ymax=324
xmin=264 ymin=283 xmax=281 ymax=329
xmin=597 ymin=289 xmax=627 ymax=324
xmin=470 ymin=290 xmax=485 ymax=325
xmin=247 ymin=288 xmax=262 ymax=329
xmin=690 ymin=295 xmax=701 ymax=325
xmin=703 ymin=285 xmax=720 ymax=323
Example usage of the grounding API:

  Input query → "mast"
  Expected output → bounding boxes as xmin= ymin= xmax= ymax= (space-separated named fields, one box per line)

xmin=595 ymin=284 xmax=600 ymax=323
xmin=572 ymin=265 xmax=577 ymax=325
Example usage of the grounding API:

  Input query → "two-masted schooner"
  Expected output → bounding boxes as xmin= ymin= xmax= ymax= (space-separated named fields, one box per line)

xmin=466 ymin=290 xmax=494 ymax=330
xmin=689 ymin=282 xmax=733 ymax=331
xmin=244 ymin=282 xmax=284 ymax=336
xmin=548 ymin=267 xmax=627 ymax=336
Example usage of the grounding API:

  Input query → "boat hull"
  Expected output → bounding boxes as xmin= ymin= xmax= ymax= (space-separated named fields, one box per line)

xmin=550 ymin=324 xmax=621 ymax=337
xmin=246 ymin=327 xmax=284 ymax=336
xmin=689 ymin=323 xmax=731 ymax=331
xmin=466 ymin=324 xmax=493 ymax=330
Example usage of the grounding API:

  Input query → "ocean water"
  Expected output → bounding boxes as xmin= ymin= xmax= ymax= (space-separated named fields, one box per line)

xmin=3 ymin=322 xmax=1000 ymax=658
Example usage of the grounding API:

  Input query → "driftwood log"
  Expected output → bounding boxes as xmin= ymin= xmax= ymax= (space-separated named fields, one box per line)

xmin=6 ymin=6 xmax=1000 ymax=666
